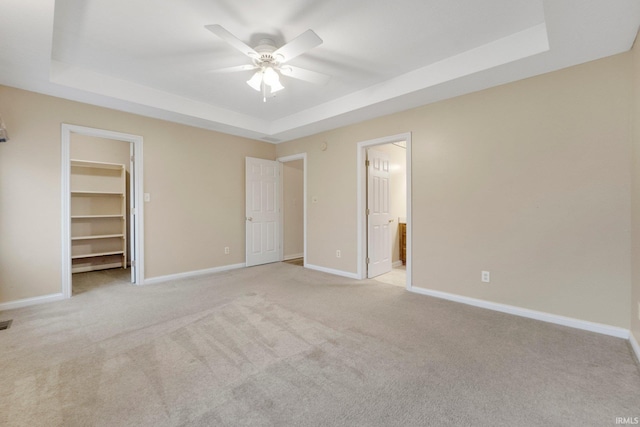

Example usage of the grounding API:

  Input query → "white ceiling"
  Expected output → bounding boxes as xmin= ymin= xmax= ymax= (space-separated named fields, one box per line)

xmin=1 ymin=1 xmax=639 ymax=143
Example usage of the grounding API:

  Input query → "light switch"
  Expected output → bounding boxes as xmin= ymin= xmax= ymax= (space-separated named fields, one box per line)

xmin=144 ymin=193 xmax=151 ymax=202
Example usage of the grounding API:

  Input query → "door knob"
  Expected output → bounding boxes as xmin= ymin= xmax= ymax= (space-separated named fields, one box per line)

xmin=388 ymin=219 xmax=394 ymax=223
xmin=246 ymin=217 xmax=253 ymax=221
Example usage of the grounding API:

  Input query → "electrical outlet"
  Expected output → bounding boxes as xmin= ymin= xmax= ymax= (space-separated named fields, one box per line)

xmin=336 ymin=250 xmax=341 ymax=258
xmin=481 ymin=271 xmax=490 ymax=283
xmin=224 ymin=247 xmax=230 ymax=255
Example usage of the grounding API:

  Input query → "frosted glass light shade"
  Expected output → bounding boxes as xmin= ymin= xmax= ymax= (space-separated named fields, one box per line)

xmin=262 ymin=67 xmax=279 ymax=86
xmin=269 ymin=79 xmax=284 ymax=93
xmin=247 ymin=71 xmax=263 ymax=91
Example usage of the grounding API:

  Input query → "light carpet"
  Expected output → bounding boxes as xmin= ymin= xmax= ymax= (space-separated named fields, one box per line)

xmin=0 ymin=263 xmax=639 ymax=426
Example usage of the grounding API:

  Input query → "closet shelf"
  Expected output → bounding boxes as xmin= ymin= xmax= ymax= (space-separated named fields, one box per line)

xmin=71 ymin=159 xmax=125 ymax=170
xmin=71 ymin=191 xmax=124 ymax=196
xmin=71 ymin=214 xmax=124 ymax=219
xmin=72 ymin=250 xmax=125 ymax=260
xmin=70 ymin=159 xmax=127 ymax=273
xmin=72 ymin=234 xmax=124 ymax=241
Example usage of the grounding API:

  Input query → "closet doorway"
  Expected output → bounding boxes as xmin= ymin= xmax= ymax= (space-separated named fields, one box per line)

xmin=61 ymin=125 xmax=144 ymax=298
xmin=278 ymin=153 xmax=307 ymax=267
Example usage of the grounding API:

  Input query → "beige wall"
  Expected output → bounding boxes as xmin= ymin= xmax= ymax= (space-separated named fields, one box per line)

xmin=631 ymin=36 xmax=640 ymax=342
xmin=277 ymin=53 xmax=633 ymax=328
xmin=283 ymin=159 xmax=304 ymax=259
xmin=0 ymin=85 xmax=275 ymax=303
xmin=71 ymin=135 xmax=131 ymax=171
xmin=276 ymin=135 xmax=359 ymax=272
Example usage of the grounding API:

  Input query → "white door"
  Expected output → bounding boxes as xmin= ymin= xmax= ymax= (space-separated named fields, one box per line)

xmin=367 ymin=149 xmax=392 ymax=278
xmin=246 ymin=157 xmax=280 ymax=267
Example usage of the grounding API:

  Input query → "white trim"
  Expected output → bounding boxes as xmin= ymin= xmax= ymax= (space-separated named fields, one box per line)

xmin=630 ymin=332 xmax=640 ymax=363
xmin=61 ymin=130 xmax=71 ymax=298
xmin=406 ymin=135 xmax=412 ymax=291
xmin=144 ymin=263 xmax=246 ymax=285
xmin=410 ymin=285 xmax=630 ymax=339
xmin=305 ymin=264 xmax=359 ymax=280
xmin=392 ymin=260 xmax=403 ymax=268
xmin=357 ymin=132 xmax=412 ymax=290
xmin=284 ymin=253 xmax=304 ymax=261
xmin=277 ymin=153 xmax=307 ymax=267
xmin=278 ymin=161 xmax=284 ymax=262
xmin=61 ymin=124 xmax=145 ymax=298
xmin=0 ymin=293 xmax=66 ymax=311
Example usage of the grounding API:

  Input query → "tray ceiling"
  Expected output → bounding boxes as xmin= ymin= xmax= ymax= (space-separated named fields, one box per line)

xmin=1 ymin=1 xmax=639 ymax=142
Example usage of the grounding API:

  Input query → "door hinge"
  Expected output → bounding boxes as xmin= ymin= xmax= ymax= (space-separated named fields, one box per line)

xmin=366 ymin=258 xmax=370 ymax=264
xmin=365 ymin=160 xmax=370 ymax=167
xmin=131 ymin=208 xmax=136 ymax=215
xmin=130 ymin=155 xmax=135 ymax=163
xmin=131 ymin=260 xmax=136 ymax=267
xmin=366 ymin=208 xmax=370 ymax=215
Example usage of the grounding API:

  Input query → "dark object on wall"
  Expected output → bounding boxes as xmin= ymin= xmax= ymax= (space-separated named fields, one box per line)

xmin=0 ymin=115 xmax=9 ymax=142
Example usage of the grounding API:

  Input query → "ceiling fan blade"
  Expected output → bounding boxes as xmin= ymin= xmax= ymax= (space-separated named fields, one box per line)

xmin=209 ymin=64 xmax=258 ymax=73
xmin=205 ymin=24 xmax=259 ymax=59
xmin=280 ymin=66 xmax=330 ymax=85
xmin=273 ymin=30 xmax=322 ymax=63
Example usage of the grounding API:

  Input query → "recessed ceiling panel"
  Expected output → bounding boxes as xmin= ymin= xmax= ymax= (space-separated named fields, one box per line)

xmin=2 ymin=0 xmax=639 ymax=142
xmin=51 ymin=0 xmax=544 ymax=121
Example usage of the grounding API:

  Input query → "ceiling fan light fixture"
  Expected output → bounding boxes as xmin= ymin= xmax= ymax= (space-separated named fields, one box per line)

xmin=247 ymin=67 xmax=284 ymax=96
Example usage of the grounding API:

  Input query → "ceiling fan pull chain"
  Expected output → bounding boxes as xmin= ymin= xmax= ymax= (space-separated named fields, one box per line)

xmin=262 ymin=80 xmax=267 ymax=103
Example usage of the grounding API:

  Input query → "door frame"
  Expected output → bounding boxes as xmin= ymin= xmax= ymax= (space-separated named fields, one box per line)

xmin=357 ymin=133 xmax=412 ymax=289
xmin=61 ymin=124 xmax=145 ymax=298
xmin=277 ymin=153 xmax=307 ymax=266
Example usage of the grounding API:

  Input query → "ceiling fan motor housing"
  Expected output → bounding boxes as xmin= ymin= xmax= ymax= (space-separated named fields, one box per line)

xmin=254 ymin=39 xmax=280 ymax=64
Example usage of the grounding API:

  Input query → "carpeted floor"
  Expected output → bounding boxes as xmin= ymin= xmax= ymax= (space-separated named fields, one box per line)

xmin=0 ymin=262 xmax=639 ymax=426
xmin=283 ymin=258 xmax=304 ymax=266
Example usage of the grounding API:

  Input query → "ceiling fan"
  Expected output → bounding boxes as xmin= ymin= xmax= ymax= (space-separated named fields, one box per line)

xmin=205 ymin=24 xmax=330 ymax=101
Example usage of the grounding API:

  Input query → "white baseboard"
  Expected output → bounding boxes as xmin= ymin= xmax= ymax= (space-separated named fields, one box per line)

xmin=409 ymin=285 xmax=630 ymax=339
xmin=144 ymin=263 xmax=246 ymax=285
xmin=305 ymin=264 xmax=359 ymax=280
xmin=630 ymin=332 xmax=640 ymax=363
xmin=392 ymin=260 xmax=403 ymax=268
xmin=0 ymin=293 xmax=66 ymax=311
xmin=284 ymin=253 xmax=304 ymax=261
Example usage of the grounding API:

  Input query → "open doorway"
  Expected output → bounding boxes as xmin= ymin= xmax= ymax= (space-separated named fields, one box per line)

xmin=278 ymin=153 xmax=307 ymax=267
xmin=357 ymin=133 xmax=411 ymax=289
xmin=61 ymin=125 xmax=144 ymax=299
xmin=70 ymin=135 xmax=131 ymax=294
